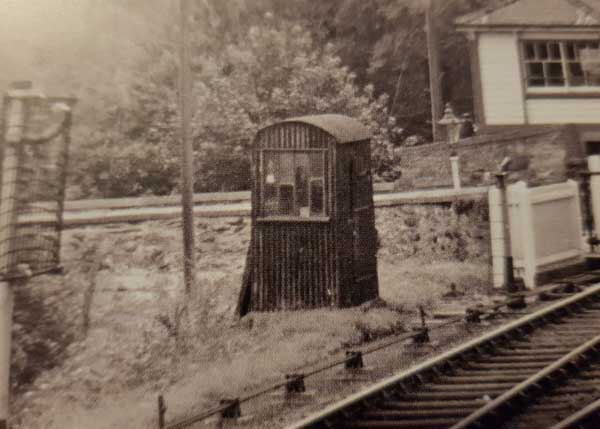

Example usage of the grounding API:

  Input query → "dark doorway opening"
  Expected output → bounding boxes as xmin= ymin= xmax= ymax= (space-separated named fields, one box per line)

xmin=586 ymin=141 xmax=600 ymax=155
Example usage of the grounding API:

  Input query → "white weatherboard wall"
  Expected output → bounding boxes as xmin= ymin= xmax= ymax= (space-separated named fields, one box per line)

xmin=479 ymin=33 xmax=526 ymax=125
xmin=527 ymin=98 xmax=600 ymax=124
xmin=489 ymin=180 xmax=584 ymax=289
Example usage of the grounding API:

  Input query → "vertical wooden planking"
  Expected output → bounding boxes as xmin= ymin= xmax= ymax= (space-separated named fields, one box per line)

xmin=274 ymin=226 xmax=280 ymax=310
xmin=272 ymin=226 xmax=277 ymax=310
xmin=312 ymin=227 xmax=317 ymax=308
xmin=258 ymin=228 xmax=264 ymax=310
xmin=288 ymin=226 xmax=294 ymax=309
xmin=318 ymin=227 xmax=322 ymax=307
xmin=282 ymin=124 xmax=287 ymax=149
xmin=304 ymin=124 xmax=309 ymax=148
xmin=262 ymin=226 xmax=268 ymax=311
xmin=269 ymin=227 xmax=274 ymax=310
xmin=295 ymin=124 xmax=300 ymax=148
xmin=284 ymin=227 xmax=289 ymax=309
xmin=292 ymin=123 xmax=297 ymax=149
xmin=321 ymin=227 xmax=326 ymax=307
xmin=275 ymin=225 xmax=281 ymax=310
xmin=266 ymin=226 xmax=271 ymax=311
xmin=303 ymin=225 xmax=308 ymax=308
xmin=306 ymin=225 xmax=312 ymax=308
xmin=294 ymin=225 xmax=301 ymax=308
xmin=297 ymin=225 xmax=302 ymax=308
xmin=250 ymin=141 xmax=257 ymax=311
xmin=278 ymin=226 xmax=284 ymax=309
xmin=251 ymin=120 xmax=376 ymax=311
xmin=250 ymin=229 xmax=257 ymax=311
xmin=306 ymin=225 xmax=312 ymax=307
xmin=312 ymin=227 xmax=318 ymax=307
xmin=312 ymin=224 xmax=321 ymax=307
xmin=255 ymin=228 xmax=260 ymax=311
xmin=325 ymin=227 xmax=329 ymax=306
xmin=332 ymin=140 xmax=340 ymax=307
xmin=283 ymin=226 xmax=289 ymax=309
xmin=315 ymin=227 xmax=320 ymax=307
xmin=272 ymin=225 xmax=278 ymax=310
xmin=307 ymin=225 xmax=313 ymax=307
xmin=279 ymin=225 xmax=285 ymax=309
xmin=296 ymin=225 xmax=302 ymax=308
xmin=324 ymin=227 xmax=329 ymax=306
xmin=269 ymin=225 xmax=275 ymax=310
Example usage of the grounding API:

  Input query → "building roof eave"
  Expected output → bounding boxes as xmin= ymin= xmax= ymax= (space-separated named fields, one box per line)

xmin=455 ymin=0 xmax=600 ymax=29
xmin=456 ymin=24 xmax=600 ymax=33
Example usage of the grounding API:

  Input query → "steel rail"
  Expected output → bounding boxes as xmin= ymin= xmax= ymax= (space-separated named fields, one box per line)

xmin=161 ymin=286 xmax=542 ymax=429
xmin=161 ymin=317 xmax=463 ymax=429
xmin=158 ymin=273 xmax=600 ymax=429
xmin=286 ymin=283 xmax=600 ymax=429
xmin=550 ymin=397 xmax=600 ymax=429
xmin=450 ymin=334 xmax=600 ymax=429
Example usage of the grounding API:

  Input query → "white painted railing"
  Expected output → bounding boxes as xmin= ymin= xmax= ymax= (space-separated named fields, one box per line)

xmin=490 ymin=180 xmax=584 ymax=289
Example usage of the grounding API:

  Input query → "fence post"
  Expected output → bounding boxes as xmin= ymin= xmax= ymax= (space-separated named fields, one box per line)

xmin=488 ymin=186 xmax=505 ymax=289
xmin=514 ymin=181 xmax=536 ymax=289
xmin=568 ymin=179 xmax=585 ymax=252
xmin=157 ymin=395 xmax=166 ymax=429
xmin=588 ymin=155 xmax=600 ymax=241
xmin=0 ymin=84 xmax=30 ymax=429
xmin=450 ymin=155 xmax=461 ymax=190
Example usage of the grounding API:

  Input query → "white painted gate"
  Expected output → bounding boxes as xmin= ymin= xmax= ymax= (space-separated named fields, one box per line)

xmin=489 ymin=180 xmax=584 ymax=289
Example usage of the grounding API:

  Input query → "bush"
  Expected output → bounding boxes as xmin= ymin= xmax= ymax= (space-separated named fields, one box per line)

xmin=12 ymin=280 xmax=75 ymax=391
xmin=73 ymin=18 xmax=400 ymax=198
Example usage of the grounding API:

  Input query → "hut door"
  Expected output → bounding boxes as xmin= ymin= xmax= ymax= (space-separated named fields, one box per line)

xmin=349 ymin=160 xmax=377 ymax=291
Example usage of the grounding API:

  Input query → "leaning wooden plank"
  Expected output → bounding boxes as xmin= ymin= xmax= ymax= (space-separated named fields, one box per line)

xmin=63 ymin=191 xmax=251 ymax=212
xmin=18 ymin=203 xmax=252 ymax=227
xmin=60 ymin=183 xmax=396 ymax=212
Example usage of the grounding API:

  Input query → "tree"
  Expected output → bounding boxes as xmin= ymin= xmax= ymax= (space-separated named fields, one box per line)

xmin=78 ymin=16 xmax=401 ymax=196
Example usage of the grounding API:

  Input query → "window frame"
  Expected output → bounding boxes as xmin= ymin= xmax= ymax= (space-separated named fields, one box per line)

xmin=521 ymin=39 xmax=600 ymax=95
xmin=257 ymin=148 xmax=329 ymax=222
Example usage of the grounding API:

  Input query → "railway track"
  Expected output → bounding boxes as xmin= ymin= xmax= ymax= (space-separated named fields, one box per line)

xmin=288 ymin=282 xmax=600 ymax=429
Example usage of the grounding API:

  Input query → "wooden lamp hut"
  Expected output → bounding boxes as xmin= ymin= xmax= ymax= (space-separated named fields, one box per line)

xmin=238 ymin=114 xmax=379 ymax=314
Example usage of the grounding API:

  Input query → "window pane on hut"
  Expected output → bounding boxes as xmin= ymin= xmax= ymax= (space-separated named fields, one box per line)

xmin=310 ymin=179 xmax=324 ymax=215
xmin=261 ymin=150 xmax=327 ymax=218
xmin=295 ymin=153 xmax=310 ymax=216
xmin=279 ymin=184 xmax=295 ymax=215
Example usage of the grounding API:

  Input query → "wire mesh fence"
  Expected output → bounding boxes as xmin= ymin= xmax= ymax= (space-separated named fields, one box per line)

xmin=0 ymin=85 xmax=74 ymax=279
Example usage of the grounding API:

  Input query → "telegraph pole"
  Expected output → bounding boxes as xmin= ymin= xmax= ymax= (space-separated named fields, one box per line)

xmin=179 ymin=0 xmax=196 ymax=296
xmin=426 ymin=0 xmax=443 ymax=141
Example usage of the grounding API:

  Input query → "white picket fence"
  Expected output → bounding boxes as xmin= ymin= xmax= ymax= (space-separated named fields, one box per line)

xmin=489 ymin=180 xmax=584 ymax=289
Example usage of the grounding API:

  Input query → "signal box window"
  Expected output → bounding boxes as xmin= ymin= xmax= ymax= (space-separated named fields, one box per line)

xmin=261 ymin=150 xmax=327 ymax=218
xmin=523 ymin=40 xmax=600 ymax=88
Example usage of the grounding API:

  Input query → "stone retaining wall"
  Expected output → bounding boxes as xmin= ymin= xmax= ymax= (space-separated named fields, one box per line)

xmin=399 ymin=125 xmax=581 ymax=190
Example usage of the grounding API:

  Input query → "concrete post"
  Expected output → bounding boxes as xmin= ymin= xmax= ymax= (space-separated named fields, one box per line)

xmin=513 ymin=181 xmax=536 ymax=289
xmin=488 ymin=187 xmax=506 ymax=289
xmin=0 ymin=84 xmax=29 ymax=429
xmin=588 ymin=155 xmax=600 ymax=240
xmin=450 ymin=155 xmax=461 ymax=190
xmin=0 ymin=286 xmax=12 ymax=429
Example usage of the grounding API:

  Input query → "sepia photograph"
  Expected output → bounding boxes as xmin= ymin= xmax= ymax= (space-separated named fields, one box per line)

xmin=3 ymin=0 xmax=600 ymax=427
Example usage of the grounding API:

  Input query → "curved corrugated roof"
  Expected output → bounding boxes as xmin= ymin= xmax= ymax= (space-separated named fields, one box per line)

xmin=281 ymin=114 xmax=371 ymax=143
xmin=456 ymin=0 xmax=600 ymax=28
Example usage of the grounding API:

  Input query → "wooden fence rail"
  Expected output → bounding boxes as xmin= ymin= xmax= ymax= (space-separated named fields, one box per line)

xmin=20 ymin=185 xmax=488 ymax=228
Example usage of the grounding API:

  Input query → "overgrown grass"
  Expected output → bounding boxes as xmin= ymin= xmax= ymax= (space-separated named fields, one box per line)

xmin=17 ymin=258 xmax=489 ymax=429
xmin=378 ymin=259 xmax=490 ymax=310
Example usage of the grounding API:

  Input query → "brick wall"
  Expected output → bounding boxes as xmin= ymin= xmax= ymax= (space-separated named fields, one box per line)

xmin=398 ymin=125 xmax=581 ymax=190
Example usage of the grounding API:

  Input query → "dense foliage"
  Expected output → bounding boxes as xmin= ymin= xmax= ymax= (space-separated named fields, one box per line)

xmin=76 ymin=16 xmax=402 ymax=195
xmin=2 ymin=0 xmax=515 ymax=197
